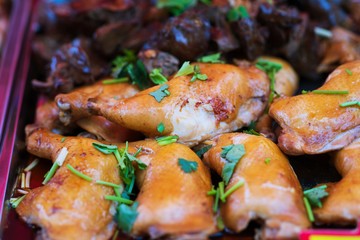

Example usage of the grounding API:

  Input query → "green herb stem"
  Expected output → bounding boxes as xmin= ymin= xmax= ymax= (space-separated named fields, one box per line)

xmin=221 ymin=180 xmax=245 ymax=202
xmin=340 ymin=101 xmax=360 ymax=107
xmin=96 ymin=180 xmax=122 ymax=189
xmin=345 ymin=68 xmax=353 ymax=76
xmin=207 ymin=186 xmax=217 ymax=196
xmin=10 ymin=195 xmax=26 ymax=208
xmin=156 ymin=135 xmax=179 ymax=146
xmin=42 ymin=162 xmax=60 ymax=185
xmin=303 ymin=90 xmax=349 ymax=95
xmin=105 ymin=195 xmax=134 ymax=205
xmin=219 ymin=181 xmax=225 ymax=203
xmin=102 ymin=77 xmax=129 ymax=85
xmin=24 ymin=159 xmax=39 ymax=172
xmin=303 ymin=197 xmax=315 ymax=222
xmin=66 ymin=164 xmax=93 ymax=182
xmin=213 ymin=188 xmax=220 ymax=212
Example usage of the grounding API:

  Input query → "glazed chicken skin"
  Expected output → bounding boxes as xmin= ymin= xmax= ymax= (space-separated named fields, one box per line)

xmin=254 ymin=56 xmax=299 ymax=139
xmin=203 ymin=133 xmax=310 ymax=239
xmin=17 ymin=127 xmax=122 ymax=240
xmin=89 ymin=63 xmax=269 ymax=146
xmin=314 ymin=137 xmax=360 ymax=225
xmin=132 ymin=140 xmax=216 ymax=238
xmin=56 ymin=81 xmax=139 ymax=125
xmin=269 ymin=61 xmax=360 ymax=155
xmin=19 ymin=127 xmax=216 ymax=239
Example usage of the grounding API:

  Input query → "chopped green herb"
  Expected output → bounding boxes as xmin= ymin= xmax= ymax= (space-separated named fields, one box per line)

xmin=216 ymin=216 xmax=225 ymax=231
xmin=340 ymin=101 xmax=360 ymax=107
xmin=243 ymin=129 xmax=260 ymax=136
xmin=302 ymin=90 xmax=349 ymax=95
xmin=10 ymin=195 xmax=26 ymax=208
xmin=112 ymin=50 xmax=136 ymax=78
xmin=66 ymin=164 xmax=93 ymax=182
xmin=345 ymin=68 xmax=353 ymax=76
xmin=303 ymin=196 xmax=315 ymax=222
xmin=197 ymin=53 xmax=224 ymax=63
xmin=157 ymin=122 xmax=165 ymax=133
xmin=219 ymin=181 xmax=225 ymax=203
xmin=60 ymin=137 xmax=66 ymax=143
xmin=195 ymin=145 xmax=212 ymax=158
xmin=264 ymin=158 xmax=271 ymax=165
xmin=92 ymin=142 xmax=118 ymax=154
xmin=149 ymin=68 xmax=168 ymax=85
xmin=105 ymin=195 xmax=134 ymax=205
xmin=190 ymin=65 xmax=208 ymax=82
xmin=95 ymin=180 xmax=122 ymax=189
xmin=24 ymin=159 xmax=39 ymax=172
xmin=149 ymin=84 xmax=170 ymax=102
xmin=221 ymin=179 xmax=244 ymax=202
xmin=175 ymin=61 xmax=194 ymax=77
xmin=207 ymin=185 xmax=217 ymax=195
xmin=221 ymin=144 xmax=246 ymax=184
xmin=178 ymin=158 xmax=198 ymax=173
xmin=303 ymin=185 xmax=328 ymax=208
xmin=112 ymin=230 xmax=119 ymax=240
xmin=213 ymin=188 xmax=220 ymax=212
xmin=156 ymin=0 xmax=196 ymax=16
xmin=199 ymin=0 xmax=211 ymax=5
xmin=126 ymin=60 xmax=152 ymax=90
xmin=227 ymin=5 xmax=249 ymax=22
xmin=314 ymin=27 xmax=332 ymax=38
xmin=156 ymin=135 xmax=179 ymax=146
xmin=256 ymin=59 xmax=282 ymax=106
xmin=116 ymin=202 xmax=139 ymax=233
xmin=42 ymin=162 xmax=60 ymax=185
xmin=102 ymin=77 xmax=129 ymax=85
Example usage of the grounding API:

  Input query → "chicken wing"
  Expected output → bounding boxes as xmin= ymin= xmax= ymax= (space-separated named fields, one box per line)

xmin=89 ymin=63 xmax=269 ymax=146
xmin=132 ymin=140 xmax=217 ymax=238
xmin=314 ymin=137 xmax=360 ymax=225
xmin=17 ymin=127 xmax=122 ymax=240
xmin=269 ymin=61 xmax=360 ymax=155
xmin=56 ymin=81 xmax=139 ymax=125
xmin=203 ymin=133 xmax=310 ymax=239
xmin=254 ymin=56 xmax=299 ymax=140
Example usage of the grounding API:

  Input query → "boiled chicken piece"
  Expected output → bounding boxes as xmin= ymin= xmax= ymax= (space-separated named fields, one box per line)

xmin=56 ymin=81 xmax=139 ymax=125
xmin=254 ymin=56 xmax=299 ymax=140
xmin=269 ymin=61 xmax=360 ymax=155
xmin=203 ymin=133 xmax=310 ymax=239
xmin=314 ymin=137 xmax=360 ymax=225
xmin=89 ymin=63 xmax=269 ymax=146
xmin=132 ymin=140 xmax=216 ymax=238
xmin=17 ymin=127 xmax=122 ymax=240
xmin=20 ymin=127 xmax=216 ymax=239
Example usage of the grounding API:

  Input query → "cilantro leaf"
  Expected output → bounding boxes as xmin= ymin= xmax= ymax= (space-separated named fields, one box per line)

xmin=178 ymin=158 xmax=198 ymax=173
xmin=243 ymin=129 xmax=260 ymax=136
xmin=149 ymin=68 xmax=168 ymax=85
xmin=157 ymin=122 xmax=165 ymax=133
xmin=111 ymin=50 xmax=136 ymax=78
xmin=197 ymin=53 xmax=224 ymax=63
xmin=116 ymin=202 xmax=139 ymax=233
xmin=175 ymin=61 xmax=194 ymax=77
xmin=303 ymin=185 xmax=329 ymax=208
xmin=227 ymin=5 xmax=249 ymax=22
xmin=149 ymin=84 xmax=170 ymax=102
xmin=221 ymin=144 xmax=246 ymax=184
xmin=92 ymin=142 xmax=118 ymax=154
xmin=190 ymin=65 xmax=208 ymax=82
xmin=195 ymin=145 xmax=212 ymax=158
xmin=126 ymin=60 xmax=152 ymax=90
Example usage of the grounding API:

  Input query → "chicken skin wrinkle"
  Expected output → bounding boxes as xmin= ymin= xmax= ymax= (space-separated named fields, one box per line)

xmin=314 ymin=137 xmax=360 ymax=225
xmin=88 ymin=63 xmax=269 ymax=146
xmin=203 ymin=133 xmax=310 ymax=239
xmin=254 ymin=56 xmax=299 ymax=140
xmin=18 ymin=128 xmax=122 ymax=240
xmin=269 ymin=61 xmax=360 ymax=155
xmin=131 ymin=140 xmax=217 ymax=239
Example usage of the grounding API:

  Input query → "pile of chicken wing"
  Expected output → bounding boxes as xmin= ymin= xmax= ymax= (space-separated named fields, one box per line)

xmin=10 ymin=0 xmax=360 ymax=239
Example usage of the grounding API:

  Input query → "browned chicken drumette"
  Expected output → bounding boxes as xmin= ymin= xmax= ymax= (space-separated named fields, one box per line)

xmin=88 ymin=63 xmax=269 ymax=146
xmin=203 ymin=133 xmax=310 ymax=239
xmin=17 ymin=127 xmax=122 ymax=240
xmin=18 ymin=127 xmax=216 ymax=239
xmin=314 ymin=137 xmax=360 ymax=225
xmin=269 ymin=61 xmax=360 ymax=155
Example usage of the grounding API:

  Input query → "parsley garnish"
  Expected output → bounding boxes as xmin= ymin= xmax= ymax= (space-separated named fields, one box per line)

xmin=149 ymin=84 xmax=170 ymax=102
xmin=149 ymin=68 xmax=168 ymax=85
xmin=221 ymin=144 xmax=246 ymax=184
xmin=178 ymin=158 xmax=198 ymax=173
xmin=303 ymin=185 xmax=329 ymax=208
xmin=190 ymin=65 xmax=208 ymax=82
xmin=340 ymin=100 xmax=360 ymax=107
xmin=156 ymin=135 xmax=179 ymax=146
xmin=197 ymin=53 xmax=224 ymax=63
xmin=102 ymin=77 xmax=129 ymax=85
xmin=116 ymin=202 xmax=139 ymax=233
xmin=345 ymin=68 xmax=353 ymax=76
xmin=227 ymin=5 xmax=249 ymax=22
xmin=256 ymin=59 xmax=282 ymax=105
xmin=301 ymin=90 xmax=349 ymax=95
xmin=195 ymin=145 xmax=212 ymax=158
xmin=111 ymin=50 xmax=151 ymax=90
xmin=264 ymin=158 xmax=271 ymax=164
xmin=243 ymin=129 xmax=260 ymax=136
xmin=157 ymin=122 xmax=165 ymax=133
